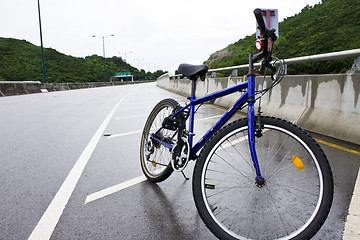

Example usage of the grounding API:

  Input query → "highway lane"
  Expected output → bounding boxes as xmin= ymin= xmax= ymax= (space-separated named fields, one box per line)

xmin=0 ymin=82 xmax=359 ymax=239
xmin=0 ymin=86 xmax=133 ymax=239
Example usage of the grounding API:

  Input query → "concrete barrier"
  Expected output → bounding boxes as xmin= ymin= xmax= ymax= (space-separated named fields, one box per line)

xmin=157 ymin=73 xmax=360 ymax=145
xmin=0 ymin=82 xmax=29 ymax=96
xmin=0 ymin=80 xmax=155 ymax=96
xmin=24 ymin=83 xmax=43 ymax=94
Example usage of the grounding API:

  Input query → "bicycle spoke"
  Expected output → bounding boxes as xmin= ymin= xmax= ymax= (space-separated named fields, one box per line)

xmin=193 ymin=117 xmax=332 ymax=240
xmin=212 ymin=152 xmax=253 ymax=182
xmin=140 ymin=99 xmax=180 ymax=182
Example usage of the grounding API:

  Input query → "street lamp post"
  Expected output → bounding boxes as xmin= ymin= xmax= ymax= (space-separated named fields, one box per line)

xmin=92 ymin=34 xmax=114 ymax=82
xmin=134 ymin=58 xmax=144 ymax=80
xmin=119 ymin=51 xmax=133 ymax=64
xmin=133 ymin=58 xmax=144 ymax=70
xmin=37 ymin=0 xmax=46 ymax=83
xmin=119 ymin=51 xmax=132 ymax=81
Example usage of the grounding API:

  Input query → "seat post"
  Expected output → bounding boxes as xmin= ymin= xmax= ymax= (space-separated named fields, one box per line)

xmin=191 ymin=79 xmax=196 ymax=98
xmin=189 ymin=79 xmax=197 ymax=148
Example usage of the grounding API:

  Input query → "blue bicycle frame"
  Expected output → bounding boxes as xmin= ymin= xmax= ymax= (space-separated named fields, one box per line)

xmin=153 ymin=53 xmax=264 ymax=181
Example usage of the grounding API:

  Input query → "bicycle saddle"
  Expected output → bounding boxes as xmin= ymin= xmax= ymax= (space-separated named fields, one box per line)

xmin=178 ymin=63 xmax=209 ymax=81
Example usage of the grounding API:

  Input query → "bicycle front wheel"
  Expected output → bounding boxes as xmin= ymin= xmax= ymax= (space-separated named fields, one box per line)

xmin=140 ymin=98 xmax=180 ymax=182
xmin=193 ymin=116 xmax=333 ymax=240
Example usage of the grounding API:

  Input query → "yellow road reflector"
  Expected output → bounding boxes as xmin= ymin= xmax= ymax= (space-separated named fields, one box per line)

xmin=292 ymin=156 xmax=304 ymax=171
xmin=152 ymin=161 xmax=157 ymax=167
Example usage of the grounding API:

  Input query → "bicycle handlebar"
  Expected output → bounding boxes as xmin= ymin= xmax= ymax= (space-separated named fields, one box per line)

xmin=254 ymin=9 xmax=266 ymax=34
xmin=251 ymin=9 xmax=281 ymax=78
xmin=254 ymin=8 xmax=278 ymax=41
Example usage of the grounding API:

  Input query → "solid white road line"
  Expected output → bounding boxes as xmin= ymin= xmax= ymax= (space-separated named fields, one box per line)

xmin=85 ymin=114 xmax=225 ymax=204
xmin=107 ymin=115 xmax=223 ymax=139
xmin=118 ymin=106 xmax=149 ymax=110
xmin=116 ymin=114 xmax=147 ymax=120
xmin=85 ymin=175 xmax=147 ymax=204
xmin=108 ymin=130 xmax=142 ymax=139
xmin=28 ymin=94 xmax=127 ymax=240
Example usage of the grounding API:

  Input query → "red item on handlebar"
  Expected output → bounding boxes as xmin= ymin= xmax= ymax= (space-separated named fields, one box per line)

xmin=255 ymin=39 xmax=265 ymax=51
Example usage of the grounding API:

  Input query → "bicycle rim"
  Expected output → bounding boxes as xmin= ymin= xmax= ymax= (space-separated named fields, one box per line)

xmin=195 ymin=118 xmax=332 ymax=239
xmin=140 ymin=99 xmax=178 ymax=181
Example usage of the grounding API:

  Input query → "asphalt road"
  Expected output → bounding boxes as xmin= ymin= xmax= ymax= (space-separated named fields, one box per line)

xmin=0 ymin=82 xmax=359 ymax=240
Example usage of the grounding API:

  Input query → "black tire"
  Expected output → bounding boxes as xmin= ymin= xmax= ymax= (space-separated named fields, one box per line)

xmin=192 ymin=116 xmax=333 ymax=240
xmin=140 ymin=98 xmax=180 ymax=182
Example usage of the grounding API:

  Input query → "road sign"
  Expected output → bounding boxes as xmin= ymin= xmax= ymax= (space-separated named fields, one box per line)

xmin=115 ymin=72 xmax=131 ymax=76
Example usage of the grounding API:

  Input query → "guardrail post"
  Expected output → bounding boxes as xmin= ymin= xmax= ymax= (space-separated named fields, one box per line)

xmin=211 ymin=72 xmax=216 ymax=78
xmin=231 ymin=70 xmax=238 ymax=77
xmin=352 ymin=56 xmax=360 ymax=72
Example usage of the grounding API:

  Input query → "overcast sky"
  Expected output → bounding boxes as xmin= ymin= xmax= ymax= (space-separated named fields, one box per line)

xmin=1 ymin=0 xmax=321 ymax=73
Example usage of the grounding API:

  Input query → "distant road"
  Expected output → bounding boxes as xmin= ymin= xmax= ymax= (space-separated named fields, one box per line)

xmin=0 ymin=82 xmax=359 ymax=239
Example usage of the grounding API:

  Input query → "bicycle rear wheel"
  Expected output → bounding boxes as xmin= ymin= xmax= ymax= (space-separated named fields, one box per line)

xmin=192 ymin=116 xmax=333 ymax=240
xmin=140 ymin=98 xmax=180 ymax=182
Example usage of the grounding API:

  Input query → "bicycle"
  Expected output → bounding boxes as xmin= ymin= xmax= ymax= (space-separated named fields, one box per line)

xmin=140 ymin=9 xmax=333 ymax=240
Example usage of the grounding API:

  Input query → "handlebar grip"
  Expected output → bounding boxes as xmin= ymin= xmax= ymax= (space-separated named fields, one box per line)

xmin=254 ymin=8 xmax=266 ymax=34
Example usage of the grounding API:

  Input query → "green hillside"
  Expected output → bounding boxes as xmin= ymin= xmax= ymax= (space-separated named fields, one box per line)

xmin=206 ymin=0 xmax=360 ymax=75
xmin=0 ymin=37 xmax=166 ymax=82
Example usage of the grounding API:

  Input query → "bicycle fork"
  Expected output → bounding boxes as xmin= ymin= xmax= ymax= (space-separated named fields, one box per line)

xmin=247 ymin=68 xmax=265 ymax=187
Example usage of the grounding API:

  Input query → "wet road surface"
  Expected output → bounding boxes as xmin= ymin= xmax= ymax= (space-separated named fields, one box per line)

xmin=0 ymin=82 xmax=359 ymax=239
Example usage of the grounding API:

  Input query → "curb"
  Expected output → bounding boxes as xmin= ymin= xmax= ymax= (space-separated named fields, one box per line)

xmin=343 ymin=168 xmax=360 ymax=239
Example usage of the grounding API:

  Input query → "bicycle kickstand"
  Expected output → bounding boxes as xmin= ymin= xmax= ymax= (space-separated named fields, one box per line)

xmin=181 ymin=170 xmax=189 ymax=180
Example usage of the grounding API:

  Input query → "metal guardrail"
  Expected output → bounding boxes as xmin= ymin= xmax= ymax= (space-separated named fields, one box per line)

xmin=169 ymin=49 xmax=360 ymax=78
xmin=208 ymin=48 xmax=360 ymax=73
